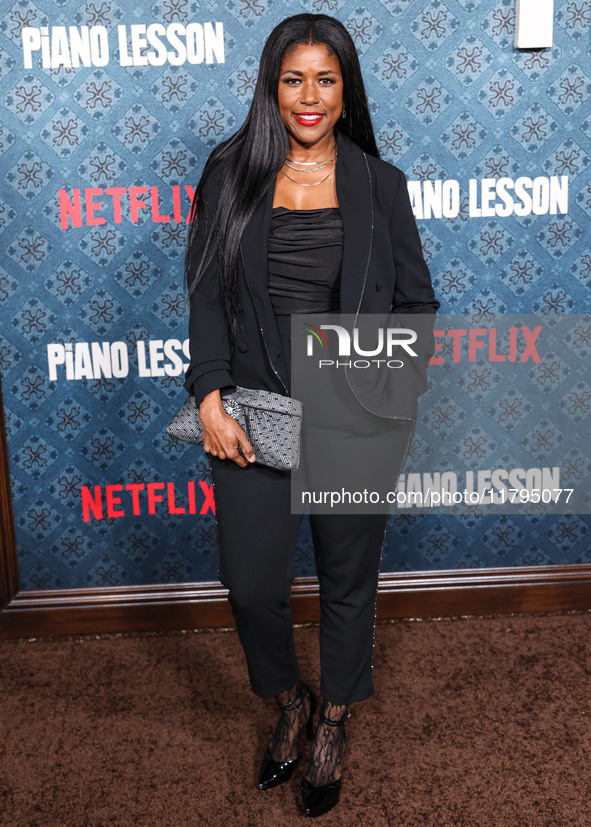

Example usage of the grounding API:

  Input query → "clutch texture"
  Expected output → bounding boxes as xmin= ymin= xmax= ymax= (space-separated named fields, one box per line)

xmin=166 ymin=387 xmax=303 ymax=470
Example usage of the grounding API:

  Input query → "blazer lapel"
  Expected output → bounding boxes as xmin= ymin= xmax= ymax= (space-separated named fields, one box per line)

xmin=239 ymin=183 xmax=288 ymax=389
xmin=239 ymin=177 xmax=275 ymax=312
xmin=335 ymin=130 xmax=373 ymax=314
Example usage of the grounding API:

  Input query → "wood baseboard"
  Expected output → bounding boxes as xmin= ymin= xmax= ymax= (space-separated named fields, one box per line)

xmin=1 ymin=565 xmax=591 ymax=638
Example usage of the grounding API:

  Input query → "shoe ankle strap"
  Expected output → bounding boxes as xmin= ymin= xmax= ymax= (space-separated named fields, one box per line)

xmin=318 ymin=709 xmax=351 ymax=727
xmin=277 ymin=682 xmax=309 ymax=712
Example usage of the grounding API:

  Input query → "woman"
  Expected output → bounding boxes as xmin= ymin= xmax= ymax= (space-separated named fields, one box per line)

xmin=183 ymin=14 xmax=439 ymax=818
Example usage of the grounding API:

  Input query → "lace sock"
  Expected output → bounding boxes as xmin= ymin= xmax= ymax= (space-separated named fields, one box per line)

xmin=269 ymin=681 xmax=312 ymax=763
xmin=305 ymin=701 xmax=350 ymax=787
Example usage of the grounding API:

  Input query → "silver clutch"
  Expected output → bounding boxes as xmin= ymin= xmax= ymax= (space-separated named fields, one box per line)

xmin=166 ymin=387 xmax=303 ymax=470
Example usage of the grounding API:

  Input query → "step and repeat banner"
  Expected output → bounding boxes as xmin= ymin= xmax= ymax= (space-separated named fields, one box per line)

xmin=1 ymin=0 xmax=590 ymax=590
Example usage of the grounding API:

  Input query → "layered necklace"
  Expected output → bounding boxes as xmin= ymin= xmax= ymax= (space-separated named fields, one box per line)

xmin=280 ymin=142 xmax=337 ymax=187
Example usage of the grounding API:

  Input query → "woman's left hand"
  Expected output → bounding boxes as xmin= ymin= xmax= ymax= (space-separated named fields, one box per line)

xmin=200 ymin=390 xmax=256 ymax=467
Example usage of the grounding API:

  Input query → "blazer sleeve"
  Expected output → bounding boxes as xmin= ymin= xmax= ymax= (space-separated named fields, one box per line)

xmin=389 ymin=169 xmax=440 ymax=315
xmin=183 ymin=174 xmax=236 ymax=406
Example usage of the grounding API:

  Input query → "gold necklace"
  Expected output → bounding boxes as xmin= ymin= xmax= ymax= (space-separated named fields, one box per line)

xmin=281 ymin=147 xmax=337 ymax=187
xmin=284 ymin=143 xmax=337 ymax=171
xmin=280 ymin=159 xmax=336 ymax=187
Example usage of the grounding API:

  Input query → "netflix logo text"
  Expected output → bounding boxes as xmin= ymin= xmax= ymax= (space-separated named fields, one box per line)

xmin=58 ymin=185 xmax=195 ymax=229
xmin=81 ymin=481 xmax=214 ymax=522
xmin=430 ymin=326 xmax=542 ymax=365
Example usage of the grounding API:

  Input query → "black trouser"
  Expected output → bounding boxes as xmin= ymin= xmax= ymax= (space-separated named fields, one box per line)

xmin=208 ymin=314 xmax=411 ymax=704
xmin=210 ymin=454 xmax=388 ymax=705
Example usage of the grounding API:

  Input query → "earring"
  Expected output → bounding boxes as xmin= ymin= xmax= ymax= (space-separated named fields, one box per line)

xmin=341 ymin=103 xmax=346 ymax=119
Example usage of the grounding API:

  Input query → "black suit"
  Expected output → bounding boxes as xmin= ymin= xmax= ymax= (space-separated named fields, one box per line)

xmin=184 ymin=129 xmax=439 ymax=407
xmin=185 ymin=129 xmax=439 ymax=704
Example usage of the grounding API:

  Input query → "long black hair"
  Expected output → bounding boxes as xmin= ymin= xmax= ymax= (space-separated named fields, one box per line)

xmin=185 ymin=13 xmax=379 ymax=334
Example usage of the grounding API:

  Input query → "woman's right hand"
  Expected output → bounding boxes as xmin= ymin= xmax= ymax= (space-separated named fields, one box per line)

xmin=199 ymin=390 xmax=256 ymax=468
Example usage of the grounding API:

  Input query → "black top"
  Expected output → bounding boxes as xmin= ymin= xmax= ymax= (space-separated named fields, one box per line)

xmin=268 ymin=207 xmax=343 ymax=316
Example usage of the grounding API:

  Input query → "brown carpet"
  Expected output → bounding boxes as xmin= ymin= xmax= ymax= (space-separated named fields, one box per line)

xmin=1 ymin=613 xmax=591 ymax=826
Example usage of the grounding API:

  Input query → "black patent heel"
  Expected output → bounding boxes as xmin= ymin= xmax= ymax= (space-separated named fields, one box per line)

xmin=301 ymin=705 xmax=351 ymax=819
xmin=257 ymin=682 xmax=316 ymax=791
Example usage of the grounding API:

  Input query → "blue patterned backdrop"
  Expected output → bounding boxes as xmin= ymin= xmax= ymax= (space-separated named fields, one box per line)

xmin=0 ymin=0 xmax=590 ymax=590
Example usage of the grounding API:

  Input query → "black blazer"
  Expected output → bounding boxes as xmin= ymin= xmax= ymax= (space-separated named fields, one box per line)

xmin=184 ymin=129 xmax=439 ymax=419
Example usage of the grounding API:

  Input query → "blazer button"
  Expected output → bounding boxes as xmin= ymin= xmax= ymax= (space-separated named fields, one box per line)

xmin=236 ymin=303 xmax=243 ymax=312
xmin=375 ymin=282 xmax=383 ymax=292
xmin=237 ymin=342 xmax=248 ymax=353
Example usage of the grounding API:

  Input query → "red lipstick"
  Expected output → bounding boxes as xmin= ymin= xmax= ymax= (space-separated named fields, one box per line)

xmin=293 ymin=113 xmax=324 ymax=126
